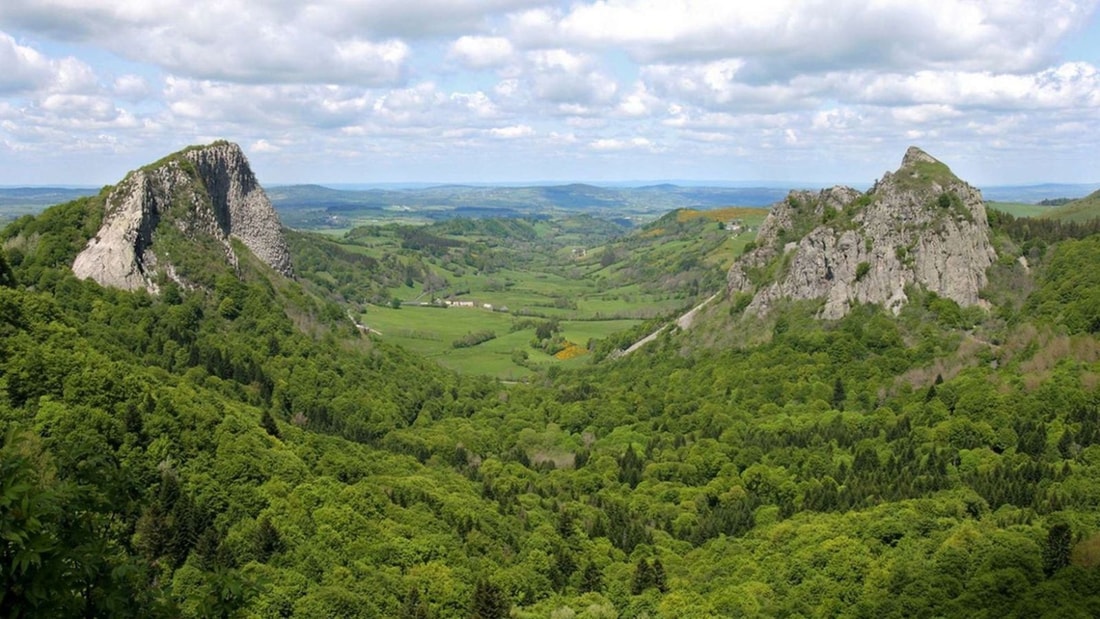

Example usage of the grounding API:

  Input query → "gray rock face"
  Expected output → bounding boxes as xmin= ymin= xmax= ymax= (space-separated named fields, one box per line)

xmin=727 ymin=147 xmax=996 ymax=319
xmin=72 ymin=141 xmax=292 ymax=292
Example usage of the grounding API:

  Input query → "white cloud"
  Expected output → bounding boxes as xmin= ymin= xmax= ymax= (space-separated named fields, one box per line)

xmin=0 ymin=30 xmax=98 ymax=95
xmin=0 ymin=32 xmax=52 ymax=94
xmin=811 ymin=108 xmax=861 ymax=131
xmin=450 ymin=36 xmax=515 ymax=69
xmin=1 ymin=1 xmax=1099 ymax=184
xmin=546 ymin=131 xmax=578 ymax=145
xmin=0 ymin=2 xmax=412 ymax=85
xmin=112 ymin=74 xmax=150 ymax=100
xmin=678 ymin=129 xmax=732 ymax=143
xmin=642 ymin=61 xmax=821 ymax=111
xmin=590 ymin=136 xmax=654 ymax=151
xmin=855 ymin=63 xmax=1100 ymax=110
xmin=617 ymin=82 xmax=661 ymax=117
xmin=451 ymin=91 xmax=500 ymax=118
xmin=891 ymin=104 xmax=961 ymax=124
xmin=250 ymin=138 xmax=280 ymax=153
xmin=301 ymin=0 xmax=547 ymax=38
xmin=489 ymin=124 xmax=534 ymax=138
xmin=524 ymin=49 xmax=619 ymax=113
xmin=527 ymin=0 xmax=1095 ymax=74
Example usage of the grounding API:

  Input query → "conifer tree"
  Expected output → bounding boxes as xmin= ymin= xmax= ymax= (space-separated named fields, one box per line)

xmin=832 ymin=377 xmax=846 ymax=411
xmin=551 ymin=547 xmax=576 ymax=592
xmin=254 ymin=516 xmax=284 ymax=562
xmin=618 ymin=444 xmax=643 ymax=489
xmin=260 ymin=410 xmax=281 ymax=439
xmin=631 ymin=558 xmax=654 ymax=595
xmin=1058 ymin=429 xmax=1076 ymax=459
xmin=652 ymin=558 xmax=668 ymax=593
xmin=401 ymin=587 xmax=431 ymax=619
xmin=470 ymin=579 xmax=509 ymax=619
xmin=0 ymin=246 xmax=15 ymax=288
xmin=1043 ymin=523 xmax=1072 ymax=577
xmin=580 ymin=562 xmax=603 ymax=593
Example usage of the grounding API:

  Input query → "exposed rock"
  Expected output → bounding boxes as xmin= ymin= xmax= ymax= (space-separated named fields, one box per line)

xmin=727 ymin=147 xmax=996 ymax=319
xmin=72 ymin=141 xmax=292 ymax=292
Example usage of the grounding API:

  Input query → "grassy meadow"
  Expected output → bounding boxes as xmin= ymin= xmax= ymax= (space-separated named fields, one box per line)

xmin=985 ymin=201 xmax=1053 ymax=218
xmin=1041 ymin=190 xmax=1100 ymax=222
xmin=359 ymin=304 xmax=643 ymax=378
xmin=306 ymin=207 xmax=769 ymax=378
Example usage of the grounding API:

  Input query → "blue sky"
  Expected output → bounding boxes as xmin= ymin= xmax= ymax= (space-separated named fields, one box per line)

xmin=1 ymin=0 xmax=1098 ymax=187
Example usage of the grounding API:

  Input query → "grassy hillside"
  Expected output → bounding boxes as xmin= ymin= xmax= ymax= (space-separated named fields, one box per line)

xmin=985 ymin=201 xmax=1053 ymax=218
xmin=1042 ymin=189 xmax=1100 ymax=222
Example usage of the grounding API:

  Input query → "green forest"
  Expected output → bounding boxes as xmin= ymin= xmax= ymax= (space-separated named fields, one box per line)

xmin=3 ymin=188 xmax=1100 ymax=618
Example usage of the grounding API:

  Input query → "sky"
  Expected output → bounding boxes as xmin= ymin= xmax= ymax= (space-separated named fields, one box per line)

xmin=0 ymin=0 xmax=1098 ymax=187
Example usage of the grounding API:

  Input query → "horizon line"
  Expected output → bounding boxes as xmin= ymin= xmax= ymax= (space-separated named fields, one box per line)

xmin=4 ymin=180 xmax=1100 ymax=190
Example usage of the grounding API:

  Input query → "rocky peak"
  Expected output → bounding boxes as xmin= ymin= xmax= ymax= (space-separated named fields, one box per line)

xmin=72 ymin=141 xmax=292 ymax=293
xmin=727 ymin=147 xmax=995 ymax=319
xmin=901 ymin=145 xmax=938 ymax=167
xmin=183 ymin=142 xmax=293 ymax=276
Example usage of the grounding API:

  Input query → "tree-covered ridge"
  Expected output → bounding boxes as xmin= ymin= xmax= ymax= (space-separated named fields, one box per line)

xmin=1 ymin=193 xmax=107 ymax=285
xmin=3 ymin=191 xmax=1100 ymax=617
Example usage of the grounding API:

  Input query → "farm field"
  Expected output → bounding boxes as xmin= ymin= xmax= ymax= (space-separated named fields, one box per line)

xmin=290 ymin=208 xmax=769 ymax=377
xmin=359 ymin=304 xmax=643 ymax=378
xmin=985 ymin=201 xmax=1053 ymax=218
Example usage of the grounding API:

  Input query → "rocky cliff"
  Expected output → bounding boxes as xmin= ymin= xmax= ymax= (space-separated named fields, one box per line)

xmin=72 ymin=141 xmax=292 ymax=292
xmin=727 ymin=147 xmax=996 ymax=319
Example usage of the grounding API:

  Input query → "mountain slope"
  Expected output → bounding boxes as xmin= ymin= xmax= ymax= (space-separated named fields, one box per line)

xmin=71 ymin=141 xmax=291 ymax=292
xmin=728 ymin=147 xmax=996 ymax=319
xmin=1041 ymin=188 xmax=1100 ymax=223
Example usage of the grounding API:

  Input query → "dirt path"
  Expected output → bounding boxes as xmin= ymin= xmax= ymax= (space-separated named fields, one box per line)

xmin=620 ymin=293 xmax=718 ymax=356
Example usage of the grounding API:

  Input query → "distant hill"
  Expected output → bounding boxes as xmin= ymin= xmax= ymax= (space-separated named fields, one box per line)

xmin=1040 ymin=189 xmax=1100 ymax=222
xmin=0 ymin=186 xmax=98 ymax=202
xmin=9 ymin=182 xmax=1100 ymax=229
xmin=0 ymin=187 xmax=98 ymax=222
xmin=978 ymin=183 xmax=1100 ymax=203
xmin=266 ymin=183 xmax=792 ymax=229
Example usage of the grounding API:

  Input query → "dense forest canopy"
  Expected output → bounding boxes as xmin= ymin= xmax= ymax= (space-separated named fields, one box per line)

xmin=2 ymin=187 xmax=1100 ymax=618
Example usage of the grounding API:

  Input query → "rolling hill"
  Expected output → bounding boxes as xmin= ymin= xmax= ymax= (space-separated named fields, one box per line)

xmin=1042 ymin=188 xmax=1100 ymax=222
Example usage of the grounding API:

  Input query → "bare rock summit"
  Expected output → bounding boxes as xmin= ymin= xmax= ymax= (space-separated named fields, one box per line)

xmin=72 ymin=141 xmax=292 ymax=292
xmin=727 ymin=147 xmax=996 ymax=319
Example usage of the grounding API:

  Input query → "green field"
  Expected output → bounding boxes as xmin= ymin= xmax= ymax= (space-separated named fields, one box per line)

xmin=296 ymin=208 xmax=768 ymax=377
xmin=359 ymin=304 xmax=642 ymax=378
xmin=985 ymin=201 xmax=1052 ymax=218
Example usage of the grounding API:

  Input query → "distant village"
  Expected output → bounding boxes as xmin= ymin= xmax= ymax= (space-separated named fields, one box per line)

xmin=725 ymin=218 xmax=746 ymax=232
xmin=436 ymin=299 xmax=509 ymax=312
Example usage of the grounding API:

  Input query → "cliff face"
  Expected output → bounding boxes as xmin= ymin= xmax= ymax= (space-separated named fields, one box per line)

xmin=727 ymin=147 xmax=996 ymax=319
xmin=72 ymin=141 xmax=292 ymax=292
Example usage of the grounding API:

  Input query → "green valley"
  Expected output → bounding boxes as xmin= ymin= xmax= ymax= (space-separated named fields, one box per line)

xmin=292 ymin=207 xmax=768 ymax=377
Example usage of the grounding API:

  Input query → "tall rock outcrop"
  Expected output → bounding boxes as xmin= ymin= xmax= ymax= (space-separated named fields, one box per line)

xmin=72 ymin=141 xmax=292 ymax=292
xmin=727 ymin=147 xmax=996 ymax=319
